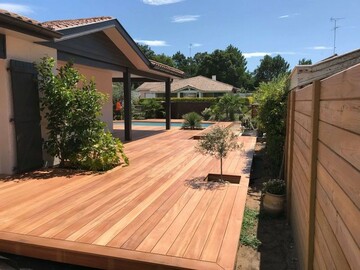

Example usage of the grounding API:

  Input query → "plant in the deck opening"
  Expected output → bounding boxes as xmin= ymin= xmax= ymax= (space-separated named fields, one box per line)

xmin=196 ymin=126 xmax=242 ymax=181
xmin=182 ymin=112 xmax=203 ymax=129
xmin=36 ymin=57 xmax=129 ymax=171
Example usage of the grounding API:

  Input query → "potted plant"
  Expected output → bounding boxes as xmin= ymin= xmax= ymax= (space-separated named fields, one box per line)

xmin=262 ymin=179 xmax=286 ymax=215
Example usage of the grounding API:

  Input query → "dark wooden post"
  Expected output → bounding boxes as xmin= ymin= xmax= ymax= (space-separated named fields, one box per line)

xmin=123 ymin=69 xmax=132 ymax=141
xmin=165 ymin=78 xmax=171 ymax=130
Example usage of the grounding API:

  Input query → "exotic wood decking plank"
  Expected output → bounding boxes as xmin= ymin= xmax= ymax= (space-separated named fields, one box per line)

xmin=0 ymin=126 xmax=256 ymax=270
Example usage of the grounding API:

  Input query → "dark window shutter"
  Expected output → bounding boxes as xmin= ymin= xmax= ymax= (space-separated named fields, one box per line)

xmin=0 ymin=34 xmax=6 ymax=59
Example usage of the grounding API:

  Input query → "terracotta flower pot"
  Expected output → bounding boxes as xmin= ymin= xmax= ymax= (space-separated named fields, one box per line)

xmin=263 ymin=192 xmax=285 ymax=215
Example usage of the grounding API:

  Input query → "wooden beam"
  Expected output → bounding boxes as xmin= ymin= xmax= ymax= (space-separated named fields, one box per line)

xmin=286 ymin=90 xmax=295 ymax=223
xmin=128 ymin=68 xmax=169 ymax=82
xmin=165 ymin=78 xmax=171 ymax=130
xmin=123 ymin=69 xmax=132 ymax=141
xmin=307 ymin=80 xmax=321 ymax=270
xmin=113 ymin=78 xmax=160 ymax=83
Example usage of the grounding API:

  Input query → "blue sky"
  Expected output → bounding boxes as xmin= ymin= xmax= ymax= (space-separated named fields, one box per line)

xmin=1 ymin=0 xmax=359 ymax=71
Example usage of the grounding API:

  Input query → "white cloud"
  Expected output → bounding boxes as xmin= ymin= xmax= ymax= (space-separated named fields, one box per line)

xmin=278 ymin=15 xmax=289 ymax=19
xmin=135 ymin=39 xmax=170 ymax=47
xmin=243 ymin=52 xmax=270 ymax=58
xmin=143 ymin=0 xmax=184 ymax=5
xmin=306 ymin=46 xmax=332 ymax=50
xmin=192 ymin=43 xmax=202 ymax=47
xmin=0 ymin=3 xmax=33 ymax=14
xmin=172 ymin=15 xmax=200 ymax=23
xmin=278 ymin=13 xmax=300 ymax=19
xmin=243 ymin=51 xmax=296 ymax=58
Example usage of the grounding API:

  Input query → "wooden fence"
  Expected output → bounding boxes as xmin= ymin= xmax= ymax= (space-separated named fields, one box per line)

xmin=285 ymin=63 xmax=360 ymax=269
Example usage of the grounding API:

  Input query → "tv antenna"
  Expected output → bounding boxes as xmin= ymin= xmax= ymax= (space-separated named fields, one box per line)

xmin=330 ymin=17 xmax=344 ymax=55
xmin=189 ymin=43 xmax=193 ymax=58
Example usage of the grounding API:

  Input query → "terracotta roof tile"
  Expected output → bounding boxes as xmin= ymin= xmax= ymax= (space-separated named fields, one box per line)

xmin=42 ymin=16 xmax=113 ymax=30
xmin=150 ymin=60 xmax=185 ymax=77
xmin=0 ymin=8 xmax=54 ymax=30
xmin=137 ymin=75 xmax=238 ymax=93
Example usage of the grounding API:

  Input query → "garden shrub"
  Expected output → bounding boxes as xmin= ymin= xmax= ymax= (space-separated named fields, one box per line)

xmin=138 ymin=98 xmax=163 ymax=118
xmin=37 ymin=57 xmax=128 ymax=171
xmin=182 ymin=112 xmax=203 ymax=129
xmin=254 ymin=74 xmax=288 ymax=177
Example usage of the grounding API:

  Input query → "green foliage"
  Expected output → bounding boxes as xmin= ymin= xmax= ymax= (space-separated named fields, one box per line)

xmin=254 ymin=75 xmax=288 ymax=176
xmin=37 ymin=57 xmax=128 ymax=171
xmin=298 ymin=58 xmax=312 ymax=65
xmin=196 ymin=45 xmax=251 ymax=89
xmin=253 ymin=55 xmax=290 ymax=86
xmin=240 ymin=207 xmax=262 ymax=249
xmin=262 ymin=179 xmax=286 ymax=195
xmin=139 ymin=98 xmax=163 ymax=118
xmin=196 ymin=126 xmax=241 ymax=180
xmin=182 ymin=112 xmax=203 ymax=129
xmin=202 ymin=94 xmax=249 ymax=121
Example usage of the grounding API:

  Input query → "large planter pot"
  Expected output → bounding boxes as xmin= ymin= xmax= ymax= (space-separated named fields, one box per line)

xmin=263 ymin=192 xmax=285 ymax=215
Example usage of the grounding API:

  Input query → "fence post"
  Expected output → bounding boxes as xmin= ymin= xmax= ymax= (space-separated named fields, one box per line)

xmin=307 ymin=80 xmax=321 ymax=270
xmin=286 ymin=90 xmax=295 ymax=223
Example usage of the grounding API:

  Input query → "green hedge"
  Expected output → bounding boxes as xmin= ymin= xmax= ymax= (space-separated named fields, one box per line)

xmin=139 ymin=97 xmax=251 ymax=105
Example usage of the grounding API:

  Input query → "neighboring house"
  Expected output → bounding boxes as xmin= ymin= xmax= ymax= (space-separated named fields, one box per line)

xmin=137 ymin=75 xmax=239 ymax=98
xmin=0 ymin=9 xmax=183 ymax=175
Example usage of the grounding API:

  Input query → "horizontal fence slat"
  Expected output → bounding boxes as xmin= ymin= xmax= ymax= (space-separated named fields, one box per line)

xmin=293 ymin=132 xmax=311 ymax=168
xmin=315 ymin=202 xmax=350 ymax=270
xmin=316 ymin=183 xmax=360 ymax=269
xmin=294 ymin=111 xmax=311 ymax=132
xmin=295 ymin=100 xmax=312 ymax=116
xmin=317 ymin=142 xmax=360 ymax=209
xmin=321 ymin=63 xmax=360 ymax=100
xmin=294 ymin=121 xmax=311 ymax=148
xmin=295 ymin=84 xmax=313 ymax=101
xmin=319 ymin=100 xmax=360 ymax=135
xmin=318 ymin=121 xmax=360 ymax=169
xmin=317 ymin=162 xmax=360 ymax=246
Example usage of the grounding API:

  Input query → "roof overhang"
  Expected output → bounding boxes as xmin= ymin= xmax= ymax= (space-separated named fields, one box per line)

xmin=0 ymin=13 xmax=62 ymax=40
xmin=42 ymin=19 xmax=184 ymax=81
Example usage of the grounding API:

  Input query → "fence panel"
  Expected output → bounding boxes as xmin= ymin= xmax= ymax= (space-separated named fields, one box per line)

xmin=286 ymin=63 xmax=360 ymax=270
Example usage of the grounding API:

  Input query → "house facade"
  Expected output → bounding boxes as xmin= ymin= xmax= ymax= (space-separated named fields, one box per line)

xmin=0 ymin=10 xmax=183 ymax=175
xmin=137 ymin=75 xmax=239 ymax=98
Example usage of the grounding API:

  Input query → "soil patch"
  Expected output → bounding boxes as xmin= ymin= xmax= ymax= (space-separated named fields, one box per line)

xmin=236 ymin=142 xmax=298 ymax=270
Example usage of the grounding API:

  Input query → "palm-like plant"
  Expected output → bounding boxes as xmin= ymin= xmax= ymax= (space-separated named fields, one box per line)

xmin=182 ymin=112 xmax=203 ymax=129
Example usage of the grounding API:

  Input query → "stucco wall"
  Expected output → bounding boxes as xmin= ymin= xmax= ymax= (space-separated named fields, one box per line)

xmin=58 ymin=61 xmax=114 ymax=132
xmin=0 ymin=33 xmax=56 ymax=175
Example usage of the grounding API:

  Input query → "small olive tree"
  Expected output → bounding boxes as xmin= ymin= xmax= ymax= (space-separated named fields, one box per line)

xmin=36 ymin=57 xmax=128 ymax=171
xmin=196 ymin=126 xmax=241 ymax=181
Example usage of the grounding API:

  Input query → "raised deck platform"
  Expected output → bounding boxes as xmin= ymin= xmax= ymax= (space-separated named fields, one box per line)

xmin=0 ymin=126 xmax=256 ymax=269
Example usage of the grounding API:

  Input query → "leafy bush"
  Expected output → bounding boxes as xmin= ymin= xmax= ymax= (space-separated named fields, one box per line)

xmin=138 ymin=99 xmax=163 ymax=118
xmin=262 ymin=179 xmax=286 ymax=195
xmin=254 ymin=75 xmax=288 ymax=176
xmin=37 ymin=57 xmax=128 ymax=171
xmin=182 ymin=112 xmax=203 ymax=129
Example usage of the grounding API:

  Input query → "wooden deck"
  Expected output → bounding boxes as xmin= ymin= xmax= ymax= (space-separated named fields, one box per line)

xmin=0 ymin=125 xmax=256 ymax=270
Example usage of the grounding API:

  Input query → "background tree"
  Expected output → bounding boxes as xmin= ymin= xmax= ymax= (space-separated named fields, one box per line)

xmin=253 ymin=55 xmax=290 ymax=87
xmin=137 ymin=43 xmax=155 ymax=59
xmin=298 ymin=58 xmax=312 ymax=65
xmin=196 ymin=126 xmax=241 ymax=181
xmin=196 ymin=45 xmax=250 ymax=88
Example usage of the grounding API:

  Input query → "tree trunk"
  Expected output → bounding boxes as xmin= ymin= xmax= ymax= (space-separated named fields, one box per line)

xmin=220 ymin=158 xmax=223 ymax=181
